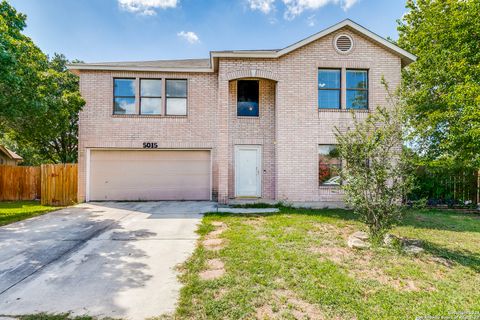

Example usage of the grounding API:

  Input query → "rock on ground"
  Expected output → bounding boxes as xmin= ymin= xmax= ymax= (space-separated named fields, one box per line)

xmin=347 ymin=231 xmax=371 ymax=249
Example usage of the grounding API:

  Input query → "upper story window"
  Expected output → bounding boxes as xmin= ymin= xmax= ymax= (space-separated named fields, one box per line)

xmin=318 ymin=69 xmax=341 ymax=109
xmin=237 ymin=80 xmax=259 ymax=117
xmin=140 ymin=79 xmax=162 ymax=115
xmin=166 ymin=79 xmax=187 ymax=116
xmin=114 ymin=78 xmax=136 ymax=114
xmin=346 ymin=70 xmax=368 ymax=110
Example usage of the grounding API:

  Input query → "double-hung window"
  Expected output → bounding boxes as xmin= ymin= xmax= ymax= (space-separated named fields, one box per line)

xmin=140 ymin=79 xmax=162 ymax=115
xmin=346 ymin=70 xmax=368 ymax=110
xmin=166 ymin=79 xmax=187 ymax=115
xmin=113 ymin=78 xmax=136 ymax=114
xmin=318 ymin=69 xmax=341 ymax=109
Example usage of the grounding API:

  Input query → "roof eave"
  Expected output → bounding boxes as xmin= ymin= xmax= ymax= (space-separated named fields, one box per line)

xmin=67 ymin=64 xmax=214 ymax=73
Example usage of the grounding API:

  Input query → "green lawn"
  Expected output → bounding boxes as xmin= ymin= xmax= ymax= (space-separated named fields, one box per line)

xmin=174 ymin=207 xmax=480 ymax=319
xmin=0 ymin=201 xmax=60 ymax=226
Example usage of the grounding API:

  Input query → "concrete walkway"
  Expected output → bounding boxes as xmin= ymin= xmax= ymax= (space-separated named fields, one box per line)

xmin=0 ymin=201 xmax=216 ymax=320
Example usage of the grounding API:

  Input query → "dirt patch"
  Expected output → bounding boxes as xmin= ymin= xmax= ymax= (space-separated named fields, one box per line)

xmin=311 ymin=222 xmax=340 ymax=233
xmin=199 ymin=269 xmax=225 ymax=280
xmin=307 ymin=222 xmax=354 ymax=242
xmin=256 ymin=305 xmax=275 ymax=319
xmin=308 ymin=246 xmax=352 ymax=264
xmin=243 ymin=218 xmax=266 ymax=229
xmin=283 ymin=226 xmax=296 ymax=233
xmin=199 ymin=258 xmax=225 ymax=280
xmin=203 ymin=221 xmax=229 ymax=250
xmin=307 ymin=246 xmax=432 ymax=293
xmin=256 ymin=289 xmax=327 ymax=319
xmin=205 ymin=221 xmax=228 ymax=239
xmin=349 ymin=264 xmax=433 ymax=292
xmin=202 ymin=238 xmax=225 ymax=251
xmin=212 ymin=221 xmax=226 ymax=228
xmin=214 ymin=288 xmax=228 ymax=300
xmin=206 ymin=228 xmax=225 ymax=238
xmin=257 ymin=235 xmax=268 ymax=241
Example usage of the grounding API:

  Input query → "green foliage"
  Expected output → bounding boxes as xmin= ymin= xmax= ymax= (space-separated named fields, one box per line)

xmin=335 ymin=100 xmax=413 ymax=239
xmin=7 ymin=53 xmax=85 ymax=164
xmin=398 ymin=0 xmax=480 ymax=168
xmin=0 ymin=0 xmax=47 ymax=121
xmin=409 ymin=163 xmax=478 ymax=207
xmin=0 ymin=1 xmax=84 ymax=164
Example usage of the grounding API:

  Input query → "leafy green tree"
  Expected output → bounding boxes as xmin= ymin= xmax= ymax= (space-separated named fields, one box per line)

xmin=0 ymin=1 xmax=84 ymax=164
xmin=398 ymin=0 xmax=480 ymax=168
xmin=335 ymin=100 xmax=413 ymax=240
xmin=0 ymin=0 xmax=47 ymax=122
xmin=6 ymin=54 xmax=85 ymax=163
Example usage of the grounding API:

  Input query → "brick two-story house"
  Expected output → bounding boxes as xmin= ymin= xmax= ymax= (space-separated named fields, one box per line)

xmin=69 ymin=19 xmax=415 ymax=206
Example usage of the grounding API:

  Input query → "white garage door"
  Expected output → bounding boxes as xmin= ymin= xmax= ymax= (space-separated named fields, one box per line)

xmin=89 ymin=150 xmax=211 ymax=201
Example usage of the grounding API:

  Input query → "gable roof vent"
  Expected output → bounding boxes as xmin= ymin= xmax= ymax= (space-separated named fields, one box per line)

xmin=335 ymin=34 xmax=353 ymax=53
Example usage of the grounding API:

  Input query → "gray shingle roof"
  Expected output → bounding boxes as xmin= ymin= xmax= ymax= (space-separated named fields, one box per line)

xmin=74 ymin=58 xmax=211 ymax=69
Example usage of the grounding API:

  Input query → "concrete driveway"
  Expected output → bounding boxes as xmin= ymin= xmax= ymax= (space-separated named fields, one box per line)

xmin=0 ymin=201 xmax=217 ymax=319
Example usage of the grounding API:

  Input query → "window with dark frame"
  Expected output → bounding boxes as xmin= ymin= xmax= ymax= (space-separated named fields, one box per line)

xmin=237 ymin=80 xmax=259 ymax=117
xmin=166 ymin=79 xmax=187 ymax=115
xmin=346 ymin=69 xmax=368 ymax=110
xmin=113 ymin=78 xmax=136 ymax=114
xmin=318 ymin=145 xmax=341 ymax=186
xmin=318 ymin=69 xmax=341 ymax=109
xmin=140 ymin=79 xmax=162 ymax=115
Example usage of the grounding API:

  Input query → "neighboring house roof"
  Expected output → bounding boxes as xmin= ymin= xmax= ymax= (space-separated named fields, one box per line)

xmin=0 ymin=145 xmax=23 ymax=161
xmin=68 ymin=19 xmax=416 ymax=73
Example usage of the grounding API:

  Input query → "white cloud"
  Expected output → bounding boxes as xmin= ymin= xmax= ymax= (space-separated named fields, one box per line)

xmin=118 ymin=0 xmax=178 ymax=15
xmin=177 ymin=31 xmax=200 ymax=44
xmin=341 ymin=0 xmax=358 ymax=10
xmin=247 ymin=0 xmax=276 ymax=14
xmin=247 ymin=0 xmax=358 ymax=19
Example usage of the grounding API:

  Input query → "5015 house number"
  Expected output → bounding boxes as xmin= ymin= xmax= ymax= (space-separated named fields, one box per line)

xmin=143 ymin=142 xmax=158 ymax=149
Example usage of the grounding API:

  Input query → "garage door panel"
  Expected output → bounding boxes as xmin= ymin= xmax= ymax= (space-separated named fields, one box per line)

xmin=90 ymin=150 xmax=211 ymax=201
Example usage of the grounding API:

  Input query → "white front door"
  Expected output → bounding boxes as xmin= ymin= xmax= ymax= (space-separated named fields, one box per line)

xmin=235 ymin=145 xmax=262 ymax=197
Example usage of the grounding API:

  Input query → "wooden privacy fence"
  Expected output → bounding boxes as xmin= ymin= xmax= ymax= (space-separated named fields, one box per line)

xmin=0 ymin=164 xmax=77 ymax=206
xmin=0 ymin=165 xmax=41 ymax=201
xmin=40 ymin=164 xmax=78 ymax=206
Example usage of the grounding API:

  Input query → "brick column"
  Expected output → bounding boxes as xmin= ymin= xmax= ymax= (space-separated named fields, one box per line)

xmin=216 ymin=79 xmax=229 ymax=203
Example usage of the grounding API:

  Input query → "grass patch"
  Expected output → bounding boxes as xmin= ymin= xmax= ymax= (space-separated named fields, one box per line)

xmin=175 ymin=208 xmax=480 ymax=319
xmin=0 ymin=201 xmax=60 ymax=226
xmin=231 ymin=202 xmax=288 ymax=209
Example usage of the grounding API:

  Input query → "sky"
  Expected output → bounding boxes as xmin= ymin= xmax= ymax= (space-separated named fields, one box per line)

xmin=8 ymin=0 xmax=408 ymax=63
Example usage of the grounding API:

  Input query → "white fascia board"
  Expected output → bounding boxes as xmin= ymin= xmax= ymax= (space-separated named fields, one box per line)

xmin=67 ymin=64 xmax=214 ymax=73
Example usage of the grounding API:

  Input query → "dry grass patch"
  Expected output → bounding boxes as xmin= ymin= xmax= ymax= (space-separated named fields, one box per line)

xmin=199 ymin=258 xmax=225 ymax=280
xmin=243 ymin=217 xmax=266 ymax=229
xmin=256 ymin=289 xmax=328 ymax=320
xmin=308 ymin=245 xmax=352 ymax=264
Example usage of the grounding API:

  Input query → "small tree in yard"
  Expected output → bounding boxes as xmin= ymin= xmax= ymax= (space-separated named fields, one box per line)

xmin=335 ymin=97 xmax=413 ymax=241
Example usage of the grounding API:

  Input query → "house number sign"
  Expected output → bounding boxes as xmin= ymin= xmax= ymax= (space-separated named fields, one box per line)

xmin=143 ymin=142 xmax=158 ymax=149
